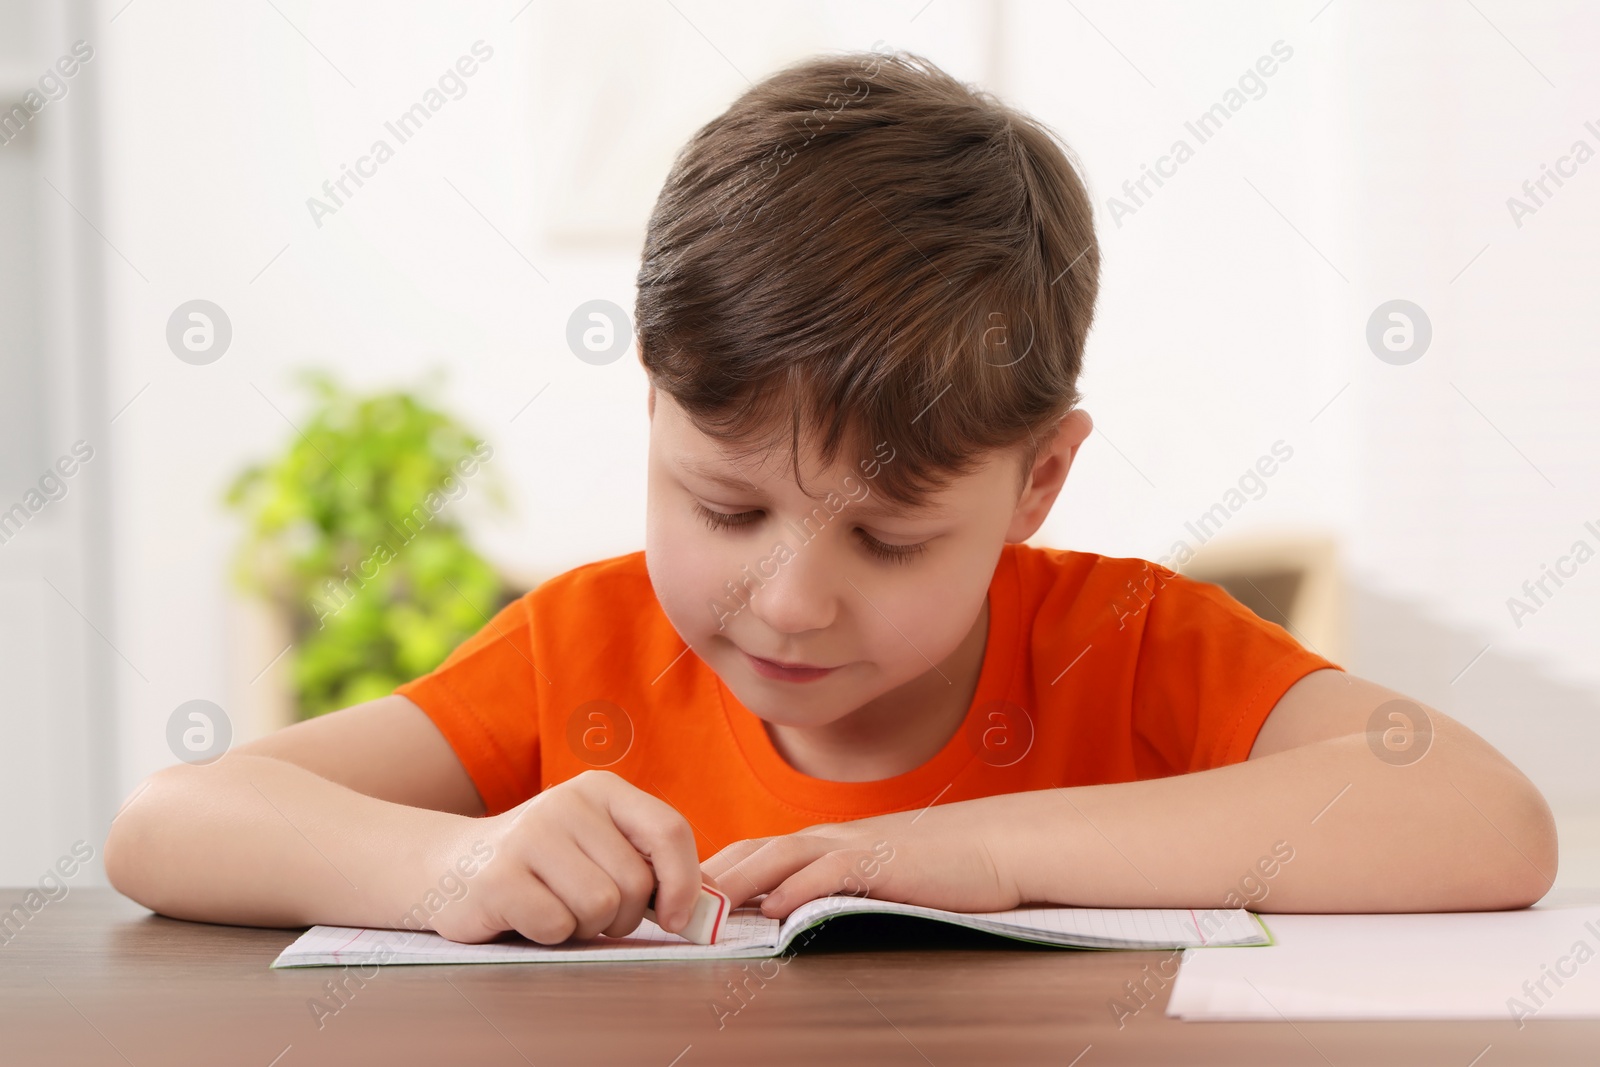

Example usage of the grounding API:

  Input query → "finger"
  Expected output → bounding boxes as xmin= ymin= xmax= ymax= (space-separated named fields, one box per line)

xmin=494 ymin=869 xmax=581 ymax=945
xmin=761 ymin=849 xmax=890 ymax=919
xmin=597 ymin=778 xmax=702 ymax=933
xmin=567 ymin=807 xmax=658 ymax=939
xmin=530 ymin=836 xmax=626 ymax=941
xmin=712 ymin=834 xmax=832 ymax=909
xmin=703 ymin=836 xmax=771 ymax=879
xmin=701 ymin=837 xmax=774 ymax=905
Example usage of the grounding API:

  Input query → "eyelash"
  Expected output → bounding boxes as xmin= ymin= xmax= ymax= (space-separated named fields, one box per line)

xmin=691 ymin=502 xmax=928 ymax=565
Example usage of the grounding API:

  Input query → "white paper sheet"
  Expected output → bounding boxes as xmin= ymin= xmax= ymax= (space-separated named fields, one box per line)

xmin=1168 ymin=889 xmax=1600 ymax=1021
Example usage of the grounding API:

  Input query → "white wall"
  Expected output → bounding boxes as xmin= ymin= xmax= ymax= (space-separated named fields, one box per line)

xmin=62 ymin=0 xmax=1600 ymax=882
xmin=1024 ymin=0 xmax=1600 ymax=688
xmin=1012 ymin=0 xmax=1600 ymax=828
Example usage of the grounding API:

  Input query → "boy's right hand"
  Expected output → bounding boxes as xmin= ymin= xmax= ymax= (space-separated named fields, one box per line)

xmin=422 ymin=770 xmax=707 ymax=945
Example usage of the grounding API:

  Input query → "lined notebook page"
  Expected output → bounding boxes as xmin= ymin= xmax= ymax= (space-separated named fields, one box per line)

xmin=975 ymin=904 xmax=1267 ymax=947
xmin=778 ymin=899 xmax=1269 ymax=950
xmin=271 ymin=901 xmax=1267 ymax=968
xmin=271 ymin=910 xmax=783 ymax=968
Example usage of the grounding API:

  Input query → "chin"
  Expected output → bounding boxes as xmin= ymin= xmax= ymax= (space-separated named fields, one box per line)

xmin=714 ymin=658 xmax=839 ymax=721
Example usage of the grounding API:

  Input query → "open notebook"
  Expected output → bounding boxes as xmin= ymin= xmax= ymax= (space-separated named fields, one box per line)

xmin=270 ymin=897 xmax=1270 ymax=968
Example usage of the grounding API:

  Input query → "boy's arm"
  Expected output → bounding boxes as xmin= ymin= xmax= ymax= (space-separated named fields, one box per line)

xmin=103 ymin=695 xmax=487 ymax=928
xmin=106 ymin=694 xmax=709 ymax=940
xmin=705 ymin=670 xmax=1559 ymax=916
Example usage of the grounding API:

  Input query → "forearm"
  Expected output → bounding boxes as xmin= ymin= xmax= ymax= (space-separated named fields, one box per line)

xmin=104 ymin=754 xmax=471 ymax=929
xmin=1004 ymin=723 xmax=1557 ymax=912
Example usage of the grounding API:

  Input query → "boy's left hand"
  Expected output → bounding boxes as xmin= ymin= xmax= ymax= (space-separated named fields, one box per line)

xmin=700 ymin=797 xmax=1026 ymax=920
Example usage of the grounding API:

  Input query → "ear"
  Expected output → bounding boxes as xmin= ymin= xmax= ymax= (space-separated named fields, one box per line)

xmin=1005 ymin=408 xmax=1093 ymax=544
xmin=647 ymin=381 xmax=656 ymax=421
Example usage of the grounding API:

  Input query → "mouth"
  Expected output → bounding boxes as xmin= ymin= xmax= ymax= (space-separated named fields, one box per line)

xmin=742 ymin=650 xmax=840 ymax=683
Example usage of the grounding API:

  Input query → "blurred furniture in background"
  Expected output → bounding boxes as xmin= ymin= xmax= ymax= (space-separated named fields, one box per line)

xmin=1182 ymin=533 xmax=1344 ymax=667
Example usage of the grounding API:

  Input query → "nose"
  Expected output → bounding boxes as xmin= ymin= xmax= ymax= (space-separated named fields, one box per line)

xmin=745 ymin=536 xmax=838 ymax=637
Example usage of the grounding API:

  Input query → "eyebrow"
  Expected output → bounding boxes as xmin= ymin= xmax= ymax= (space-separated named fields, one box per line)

xmin=675 ymin=458 xmax=946 ymax=520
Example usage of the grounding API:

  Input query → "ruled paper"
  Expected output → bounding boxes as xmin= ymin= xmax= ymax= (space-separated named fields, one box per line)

xmin=777 ymin=898 xmax=1269 ymax=950
xmin=271 ymin=900 xmax=1267 ymax=968
xmin=271 ymin=909 xmax=784 ymax=968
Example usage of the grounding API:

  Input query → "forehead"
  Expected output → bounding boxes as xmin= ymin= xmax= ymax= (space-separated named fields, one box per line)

xmin=670 ymin=450 xmax=954 ymax=520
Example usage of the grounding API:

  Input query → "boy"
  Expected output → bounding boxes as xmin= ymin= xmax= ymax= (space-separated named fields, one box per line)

xmin=106 ymin=49 xmax=1556 ymax=945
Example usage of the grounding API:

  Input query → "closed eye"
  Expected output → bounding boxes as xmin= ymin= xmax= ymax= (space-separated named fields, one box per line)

xmin=691 ymin=502 xmax=927 ymax=565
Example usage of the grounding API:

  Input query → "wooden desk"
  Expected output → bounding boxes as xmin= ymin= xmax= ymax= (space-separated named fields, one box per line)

xmin=3 ymin=889 xmax=1596 ymax=1066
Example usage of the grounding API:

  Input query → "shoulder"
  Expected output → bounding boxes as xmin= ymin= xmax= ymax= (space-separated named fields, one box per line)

xmin=527 ymin=548 xmax=654 ymax=610
xmin=1008 ymin=541 xmax=1253 ymax=635
xmin=522 ymin=550 xmax=682 ymax=662
xmin=1008 ymin=540 xmax=1177 ymax=604
xmin=426 ymin=551 xmax=660 ymax=670
xmin=1009 ymin=541 xmax=1174 ymax=589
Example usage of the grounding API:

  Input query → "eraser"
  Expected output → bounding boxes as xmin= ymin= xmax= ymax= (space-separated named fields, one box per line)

xmin=644 ymin=883 xmax=730 ymax=945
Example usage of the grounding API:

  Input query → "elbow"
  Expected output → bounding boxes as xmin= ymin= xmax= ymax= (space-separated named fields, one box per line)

xmin=1484 ymin=772 xmax=1559 ymax=910
xmin=102 ymin=780 xmax=146 ymax=902
xmin=103 ymin=768 xmax=182 ymax=909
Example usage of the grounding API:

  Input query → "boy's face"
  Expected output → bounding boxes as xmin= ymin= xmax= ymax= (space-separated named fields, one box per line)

xmin=644 ymin=386 xmax=1029 ymax=731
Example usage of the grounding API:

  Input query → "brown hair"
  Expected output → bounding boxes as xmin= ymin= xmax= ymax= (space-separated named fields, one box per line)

xmin=635 ymin=48 xmax=1099 ymax=509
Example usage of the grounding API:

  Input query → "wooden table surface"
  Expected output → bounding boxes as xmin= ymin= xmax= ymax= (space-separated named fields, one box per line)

xmin=3 ymin=889 xmax=1597 ymax=1066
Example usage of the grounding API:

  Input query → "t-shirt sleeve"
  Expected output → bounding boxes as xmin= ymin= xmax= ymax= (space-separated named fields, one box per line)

xmin=393 ymin=592 xmax=543 ymax=817
xmin=1129 ymin=566 xmax=1342 ymax=774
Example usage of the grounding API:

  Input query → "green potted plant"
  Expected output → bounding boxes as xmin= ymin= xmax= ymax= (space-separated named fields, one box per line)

xmin=226 ymin=370 xmax=514 ymax=719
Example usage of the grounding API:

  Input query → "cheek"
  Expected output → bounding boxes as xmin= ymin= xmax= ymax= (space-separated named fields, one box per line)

xmin=645 ymin=497 xmax=730 ymax=638
xmin=862 ymin=556 xmax=989 ymax=664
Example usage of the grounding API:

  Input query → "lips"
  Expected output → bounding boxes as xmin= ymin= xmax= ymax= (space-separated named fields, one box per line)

xmin=742 ymin=649 xmax=840 ymax=682
xmin=753 ymin=654 xmax=831 ymax=671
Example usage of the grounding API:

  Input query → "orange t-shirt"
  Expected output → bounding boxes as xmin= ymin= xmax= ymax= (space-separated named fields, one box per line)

xmin=395 ymin=542 xmax=1340 ymax=857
